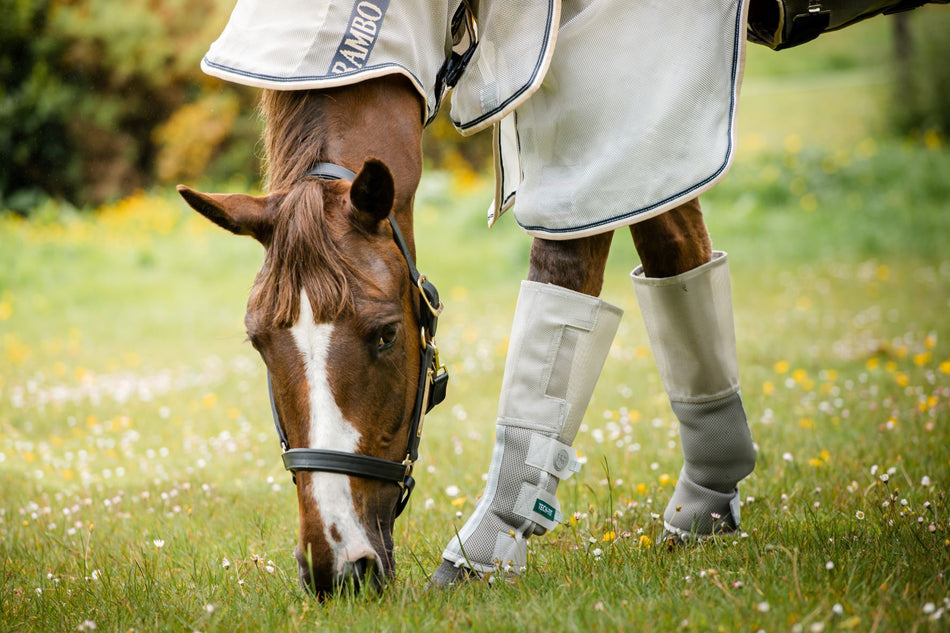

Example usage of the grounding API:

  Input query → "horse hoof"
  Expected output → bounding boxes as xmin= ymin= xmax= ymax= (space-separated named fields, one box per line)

xmin=426 ymin=559 xmax=484 ymax=589
xmin=659 ymin=522 xmax=736 ymax=548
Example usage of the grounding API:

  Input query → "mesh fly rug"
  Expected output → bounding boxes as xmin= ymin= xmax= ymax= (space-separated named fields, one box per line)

xmin=203 ymin=0 xmax=748 ymax=239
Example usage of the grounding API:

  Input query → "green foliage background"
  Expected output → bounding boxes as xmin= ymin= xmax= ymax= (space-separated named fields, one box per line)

xmin=0 ymin=0 xmax=260 ymax=213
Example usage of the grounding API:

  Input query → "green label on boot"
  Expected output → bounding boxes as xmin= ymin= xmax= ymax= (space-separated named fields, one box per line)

xmin=533 ymin=498 xmax=556 ymax=522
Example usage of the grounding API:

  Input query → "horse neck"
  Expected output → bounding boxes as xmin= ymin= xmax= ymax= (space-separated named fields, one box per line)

xmin=263 ymin=76 xmax=425 ymax=251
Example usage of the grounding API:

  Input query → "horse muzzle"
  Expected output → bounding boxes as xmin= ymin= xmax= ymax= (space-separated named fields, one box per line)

xmin=295 ymin=545 xmax=389 ymax=598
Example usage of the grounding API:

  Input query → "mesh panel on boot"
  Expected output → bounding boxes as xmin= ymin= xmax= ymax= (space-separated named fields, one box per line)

xmin=664 ymin=469 xmax=739 ymax=535
xmin=671 ymin=392 xmax=755 ymax=494
xmin=445 ymin=426 xmax=560 ymax=569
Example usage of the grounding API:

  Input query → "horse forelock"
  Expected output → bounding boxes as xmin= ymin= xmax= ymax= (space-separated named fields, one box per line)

xmin=249 ymin=181 xmax=362 ymax=329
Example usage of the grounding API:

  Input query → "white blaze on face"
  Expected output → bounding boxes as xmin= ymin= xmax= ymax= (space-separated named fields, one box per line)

xmin=290 ymin=291 xmax=377 ymax=572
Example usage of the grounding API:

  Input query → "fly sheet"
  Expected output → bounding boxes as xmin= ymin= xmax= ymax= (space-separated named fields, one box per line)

xmin=203 ymin=0 xmax=748 ymax=239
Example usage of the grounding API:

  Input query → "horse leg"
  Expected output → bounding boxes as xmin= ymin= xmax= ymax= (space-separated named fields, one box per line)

xmin=526 ymin=231 xmax=613 ymax=295
xmin=431 ymin=233 xmax=623 ymax=586
xmin=629 ymin=198 xmax=755 ymax=541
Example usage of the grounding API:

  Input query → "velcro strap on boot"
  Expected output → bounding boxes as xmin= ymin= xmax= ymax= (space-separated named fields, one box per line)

xmin=524 ymin=434 xmax=581 ymax=480
xmin=513 ymin=483 xmax=562 ymax=532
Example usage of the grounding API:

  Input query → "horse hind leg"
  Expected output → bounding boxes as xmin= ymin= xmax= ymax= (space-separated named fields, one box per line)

xmin=430 ymin=234 xmax=622 ymax=587
xmin=526 ymin=231 xmax=613 ymax=296
xmin=629 ymin=199 xmax=756 ymax=542
xmin=629 ymin=196 xmax=712 ymax=278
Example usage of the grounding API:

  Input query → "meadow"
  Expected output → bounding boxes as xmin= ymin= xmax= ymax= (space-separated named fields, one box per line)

xmin=2 ymin=15 xmax=949 ymax=633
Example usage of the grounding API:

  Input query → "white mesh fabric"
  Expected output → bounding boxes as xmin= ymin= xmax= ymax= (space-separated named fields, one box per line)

xmin=631 ymin=252 xmax=738 ymax=403
xmin=449 ymin=0 xmax=559 ymax=135
xmin=442 ymin=426 xmax=544 ymax=573
xmin=201 ymin=0 xmax=453 ymax=122
xmin=671 ymin=394 xmax=755 ymax=494
xmin=493 ymin=0 xmax=749 ymax=238
xmin=441 ymin=281 xmax=621 ymax=574
xmin=496 ymin=281 xmax=622 ymax=443
xmin=631 ymin=251 xmax=755 ymax=539
xmin=664 ymin=470 xmax=741 ymax=537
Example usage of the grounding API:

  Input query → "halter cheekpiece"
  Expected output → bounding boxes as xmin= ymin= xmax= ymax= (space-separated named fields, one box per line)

xmin=267 ymin=162 xmax=448 ymax=518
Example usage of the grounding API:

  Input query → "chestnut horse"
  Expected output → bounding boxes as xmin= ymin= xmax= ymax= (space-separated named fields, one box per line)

xmin=177 ymin=74 xmax=710 ymax=597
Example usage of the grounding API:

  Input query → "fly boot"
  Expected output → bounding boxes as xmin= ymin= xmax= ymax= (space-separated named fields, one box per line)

xmin=430 ymin=280 xmax=622 ymax=586
xmin=631 ymin=251 xmax=756 ymax=542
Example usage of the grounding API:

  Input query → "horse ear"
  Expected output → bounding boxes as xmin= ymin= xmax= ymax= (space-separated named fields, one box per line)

xmin=349 ymin=158 xmax=395 ymax=230
xmin=177 ymin=185 xmax=280 ymax=244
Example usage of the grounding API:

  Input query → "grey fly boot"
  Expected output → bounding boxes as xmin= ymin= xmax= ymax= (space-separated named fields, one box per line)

xmin=430 ymin=280 xmax=622 ymax=586
xmin=631 ymin=251 xmax=755 ymax=541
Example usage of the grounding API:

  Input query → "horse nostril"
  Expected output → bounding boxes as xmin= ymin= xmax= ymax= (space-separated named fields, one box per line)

xmin=335 ymin=556 xmax=382 ymax=594
xmin=343 ymin=557 xmax=368 ymax=579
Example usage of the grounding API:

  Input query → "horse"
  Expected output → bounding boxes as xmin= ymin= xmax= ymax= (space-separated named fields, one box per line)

xmin=178 ymin=72 xmax=723 ymax=596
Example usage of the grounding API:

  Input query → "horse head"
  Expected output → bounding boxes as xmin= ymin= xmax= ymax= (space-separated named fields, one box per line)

xmin=178 ymin=157 xmax=438 ymax=597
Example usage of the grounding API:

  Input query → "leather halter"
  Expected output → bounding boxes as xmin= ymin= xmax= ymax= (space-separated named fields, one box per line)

xmin=267 ymin=162 xmax=448 ymax=518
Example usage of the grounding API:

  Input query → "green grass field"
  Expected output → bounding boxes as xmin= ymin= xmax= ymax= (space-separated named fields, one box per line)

xmin=2 ymin=14 xmax=949 ymax=633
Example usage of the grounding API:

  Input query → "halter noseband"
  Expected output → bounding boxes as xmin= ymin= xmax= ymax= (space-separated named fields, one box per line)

xmin=267 ymin=162 xmax=448 ymax=518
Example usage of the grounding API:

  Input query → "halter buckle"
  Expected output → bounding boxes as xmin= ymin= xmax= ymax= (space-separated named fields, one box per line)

xmin=400 ymin=456 xmax=415 ymax=487
xmin=417 ymin=275 xmax=444 ymax=318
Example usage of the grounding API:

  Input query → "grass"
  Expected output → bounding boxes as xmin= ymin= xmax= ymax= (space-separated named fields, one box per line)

xmin=2 ymin=14 xmax=950 ymax=633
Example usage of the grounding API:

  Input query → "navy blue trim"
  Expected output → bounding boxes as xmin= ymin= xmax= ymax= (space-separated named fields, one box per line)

xmin=496 ymin=110 xmax=520 ymax=212
xmin=204 ymin=57 xmax=441 ymax=124
xmin=514 ymin=0 xmax=746 ymax=236
xmin=453 ymin=0 xmax=557 ymax=132
xmin=202 ymin=57 xmax=426 ymax=89
xmin=203 ymin=57 xmax=438 ymax=124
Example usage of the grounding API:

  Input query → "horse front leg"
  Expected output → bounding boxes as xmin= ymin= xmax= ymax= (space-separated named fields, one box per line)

xmin=629 ymin=198 xmax=756 ymax=542
xmin=430 ymin=233 xmax=623 ymax=587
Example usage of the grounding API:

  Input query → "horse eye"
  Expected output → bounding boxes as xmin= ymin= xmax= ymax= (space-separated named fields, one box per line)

xmin=376 ymin=324 xmax=398 ymax=351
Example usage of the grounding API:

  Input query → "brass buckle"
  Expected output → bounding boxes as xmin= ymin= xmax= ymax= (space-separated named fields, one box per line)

xmin=401 ymin=456 xmax=415 ymax=485
xmin=417 ymin=275 xmax=444 ymax=318
xmin=430 ymin=341 xmax=445 ymax=376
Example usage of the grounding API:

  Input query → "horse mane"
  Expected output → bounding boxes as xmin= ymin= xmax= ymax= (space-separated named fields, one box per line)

xmin=250 ymin=89 xmax=365 ymax=329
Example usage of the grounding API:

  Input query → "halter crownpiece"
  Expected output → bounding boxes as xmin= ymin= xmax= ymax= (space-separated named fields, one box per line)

xmin=268 ymin=162 xmax=448 ymax=518
xmin=306 ymin=162 xmax=357 ymax=181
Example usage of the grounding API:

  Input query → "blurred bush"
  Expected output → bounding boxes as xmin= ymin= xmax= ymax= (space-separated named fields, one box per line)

xmin=422 ymin=105 xmax=493 ymax=175
xmin=1 ymin=0 xmax=261 ymax=214
xmin=1 ymin=0 xmax=503 ymax=215
xmin=888 ymin=7 xmax=950 ymax=139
